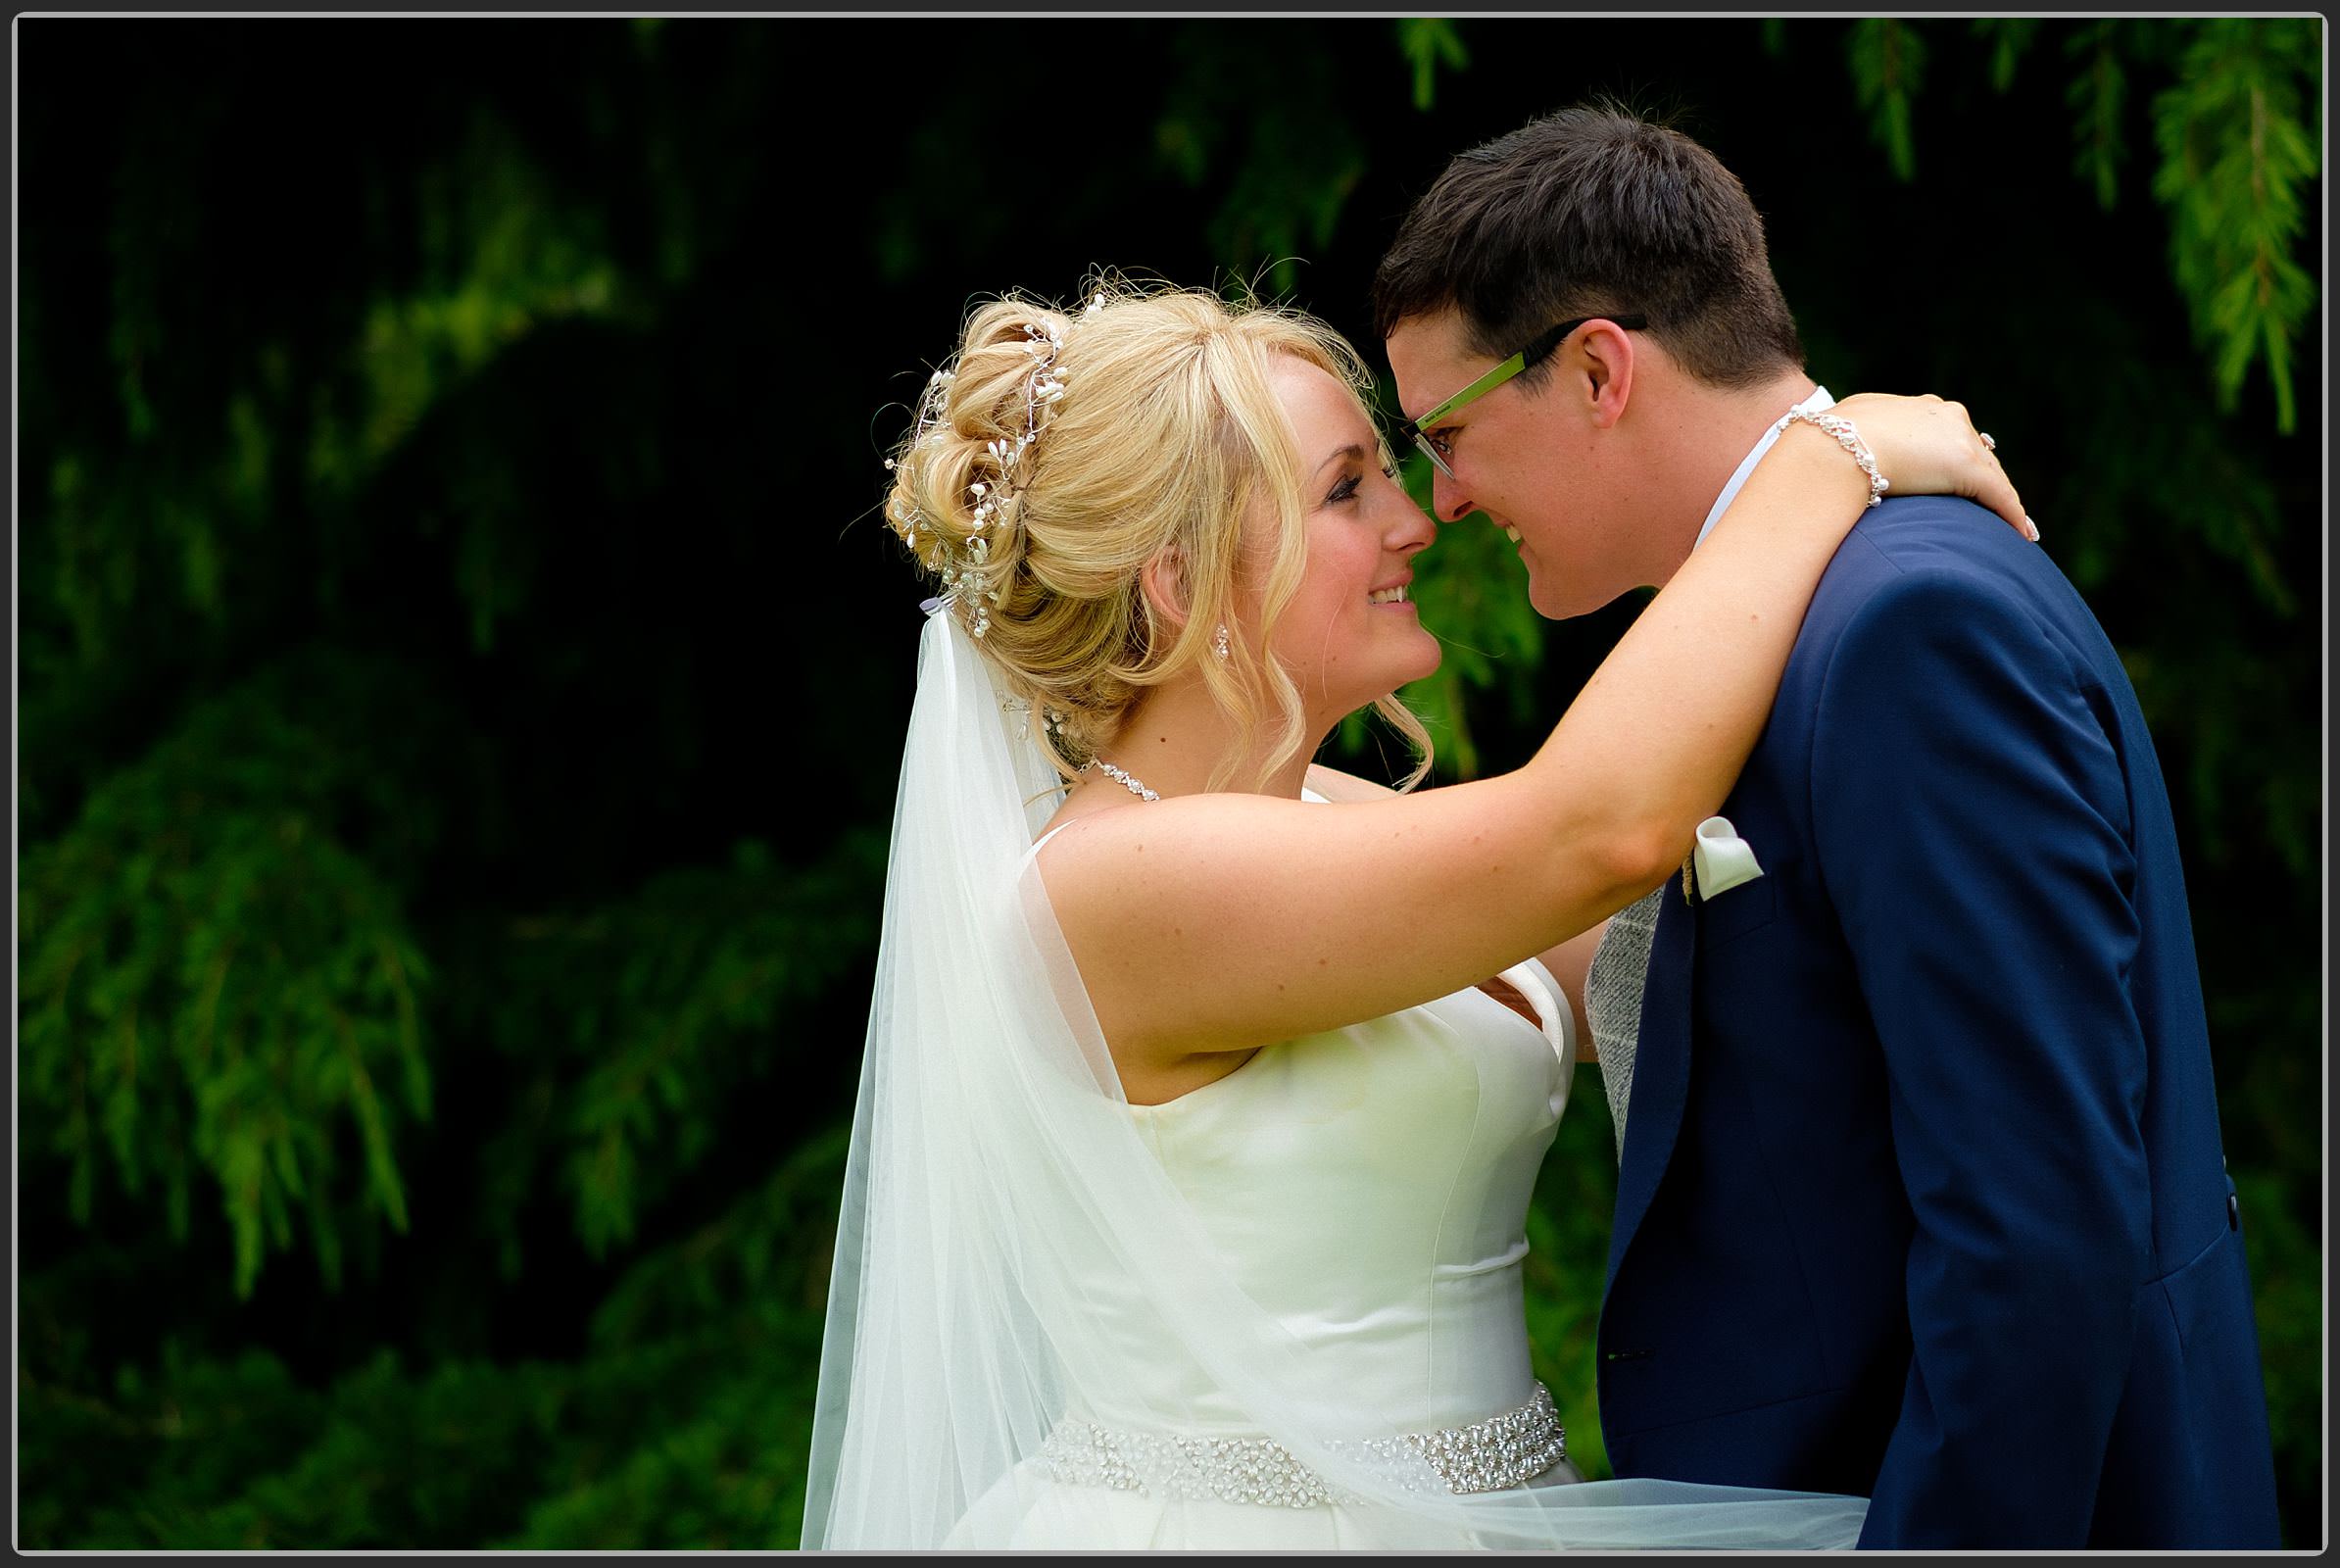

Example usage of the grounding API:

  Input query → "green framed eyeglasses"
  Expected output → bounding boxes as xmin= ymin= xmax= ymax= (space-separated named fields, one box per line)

xmin=1391 ymin=314 xmax=1649 ymax=481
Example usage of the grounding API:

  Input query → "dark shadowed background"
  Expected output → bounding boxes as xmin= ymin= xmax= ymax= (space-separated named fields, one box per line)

xmin=18 ymin=17 xmax=2322 ymax=1548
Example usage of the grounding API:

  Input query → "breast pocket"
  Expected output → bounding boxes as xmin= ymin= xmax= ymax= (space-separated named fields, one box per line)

xmin=1698 ymin=874 xmax=1779 ymax=949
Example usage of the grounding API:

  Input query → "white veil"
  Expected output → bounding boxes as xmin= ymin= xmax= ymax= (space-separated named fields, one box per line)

xmin=803 ymin=606 xmax=1868 ymax=1550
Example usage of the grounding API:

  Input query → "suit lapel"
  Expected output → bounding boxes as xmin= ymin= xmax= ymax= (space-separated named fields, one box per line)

xmin=1605 ymin=871 xmax=1697 ymax=1291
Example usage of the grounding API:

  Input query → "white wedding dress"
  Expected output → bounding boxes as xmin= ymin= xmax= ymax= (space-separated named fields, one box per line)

xmin=949 ymin=870 xmax=1589 ymax=1548
xmin=803 ymin=609 xmax=1867 ymax=1551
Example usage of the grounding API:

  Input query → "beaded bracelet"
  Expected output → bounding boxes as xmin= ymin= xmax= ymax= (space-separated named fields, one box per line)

xmin=1774 ymin=405 xmax=1889 ymax=508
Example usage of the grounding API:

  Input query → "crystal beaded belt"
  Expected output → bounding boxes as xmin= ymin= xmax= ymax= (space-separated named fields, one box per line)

xmin=1034 ymin=1383 xmax=1568 ymax=1508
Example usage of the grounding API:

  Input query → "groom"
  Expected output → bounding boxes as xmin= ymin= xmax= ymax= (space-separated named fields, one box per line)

xmin=1374 ymin=103 xmax=2281 ymax=1548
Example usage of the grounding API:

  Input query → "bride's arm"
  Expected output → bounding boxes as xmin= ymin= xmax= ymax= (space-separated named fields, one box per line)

xmin=1308 ymin=761 xmax=1593 ymax=1050
xmin=1300 ymin=761 xmax=1398 ymax=803
xmin=1310 ymin=762 xmax=1600 ymax=1062
xmin=1043 ymin=398 xmax=2022 ymax=1066
xmin=1309 ymin=760 xmax=1600 ymax=1058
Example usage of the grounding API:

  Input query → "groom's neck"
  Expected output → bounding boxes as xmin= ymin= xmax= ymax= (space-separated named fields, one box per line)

xmin=1643 ymin=368 xmax=1823 ymax=588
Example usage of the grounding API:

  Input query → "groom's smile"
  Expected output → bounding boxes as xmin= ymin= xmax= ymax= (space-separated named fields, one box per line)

xmin=1386 ymin=308 xmax=1652 ymax=623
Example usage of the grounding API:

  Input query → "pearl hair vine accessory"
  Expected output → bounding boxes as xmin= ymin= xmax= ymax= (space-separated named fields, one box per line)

xmin=1775 ymin=402 xmax=1888 ymax=508
xmin=892 ymin=291 xmax=1110 ymax=639
xmin=994 ymin=691 xmax=1076 ymax=747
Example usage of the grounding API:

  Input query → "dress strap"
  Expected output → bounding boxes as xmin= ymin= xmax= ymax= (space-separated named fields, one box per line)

xmin=1022 ymin=819 xmax=1079 ymax=866
xmin=1496 ymin=956 xmax=1577 ymax=1070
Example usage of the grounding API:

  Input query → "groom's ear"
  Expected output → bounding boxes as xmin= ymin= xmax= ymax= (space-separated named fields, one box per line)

xmin=1576 ymin=320 xmax=1636 ymax=431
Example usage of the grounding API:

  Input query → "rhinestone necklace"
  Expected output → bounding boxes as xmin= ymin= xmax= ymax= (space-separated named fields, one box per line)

xmin=1082 ymin=759 xmax=1159 ymax=803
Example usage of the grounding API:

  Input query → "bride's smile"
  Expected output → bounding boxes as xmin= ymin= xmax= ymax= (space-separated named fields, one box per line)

xmin=1255 ymin=354 xmax=1440 ymax=728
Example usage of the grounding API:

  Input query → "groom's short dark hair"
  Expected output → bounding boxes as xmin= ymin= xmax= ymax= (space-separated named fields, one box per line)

xmin=1372 ymin=100 xmax=1804 ymax=390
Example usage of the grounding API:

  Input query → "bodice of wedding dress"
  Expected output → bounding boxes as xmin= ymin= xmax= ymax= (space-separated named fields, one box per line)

xmin=945 ymin=949 xmax=1584 ymax=1549
xmin=1077 ymin=961 xmax=1576 ymax=1438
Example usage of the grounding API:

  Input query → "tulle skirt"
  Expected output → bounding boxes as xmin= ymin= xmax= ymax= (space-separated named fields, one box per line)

xmin=947 ymin=1453 xmax=1867 ymax=1551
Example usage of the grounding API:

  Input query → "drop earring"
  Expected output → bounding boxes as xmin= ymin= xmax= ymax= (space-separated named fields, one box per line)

xmin=1214 ymin=624 xmax=1231 ymax=662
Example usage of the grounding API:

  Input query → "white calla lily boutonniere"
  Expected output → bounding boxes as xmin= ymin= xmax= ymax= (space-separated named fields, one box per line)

xmin=1687 ymin=815 xmax=1765 ymax=903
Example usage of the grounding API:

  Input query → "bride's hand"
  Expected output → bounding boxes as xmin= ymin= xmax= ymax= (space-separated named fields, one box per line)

xmin=1827 ymin=392 xmax=2036 ymax=541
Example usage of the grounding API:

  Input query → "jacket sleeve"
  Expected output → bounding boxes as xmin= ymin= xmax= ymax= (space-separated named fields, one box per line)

xmin=1808 ymin=564 xmax=2153 ymax=1548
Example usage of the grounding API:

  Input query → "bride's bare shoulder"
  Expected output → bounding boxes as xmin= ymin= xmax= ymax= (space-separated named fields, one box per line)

xmin=1032 ymin=791 xmax=1295 ymax=914
xmin=1030 ymin=797 xmax=1149 ymax=882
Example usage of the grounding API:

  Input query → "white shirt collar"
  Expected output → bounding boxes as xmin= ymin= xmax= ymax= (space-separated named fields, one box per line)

xmin=1691 ymin=384 xmax=1833 ymax=552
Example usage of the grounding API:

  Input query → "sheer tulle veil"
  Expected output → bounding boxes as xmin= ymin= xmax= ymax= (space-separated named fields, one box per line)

xmin=802 ymin=606 xmax=1868 ymax=1549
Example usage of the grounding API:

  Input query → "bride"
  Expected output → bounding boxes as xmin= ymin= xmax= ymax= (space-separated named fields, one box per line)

xmin=804 ymin=280 xmax=2023 ymax=1550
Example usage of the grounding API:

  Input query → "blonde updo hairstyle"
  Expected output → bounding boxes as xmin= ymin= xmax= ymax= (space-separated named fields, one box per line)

xmin=884 ymin=275 xmax=1434 ymax=794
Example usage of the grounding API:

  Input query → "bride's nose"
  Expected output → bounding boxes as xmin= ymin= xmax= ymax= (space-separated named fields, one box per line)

xmin=1385 ymin=490 xmax=1438 ymax=556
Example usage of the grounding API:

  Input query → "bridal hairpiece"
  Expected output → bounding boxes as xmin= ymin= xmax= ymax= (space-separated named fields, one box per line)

xmin=893 ymin=292 xmax=1108 ymax=639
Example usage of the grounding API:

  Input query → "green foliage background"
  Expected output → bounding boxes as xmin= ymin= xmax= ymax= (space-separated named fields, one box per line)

xmin=19 ymin=18 xmax=2321 ymax=1549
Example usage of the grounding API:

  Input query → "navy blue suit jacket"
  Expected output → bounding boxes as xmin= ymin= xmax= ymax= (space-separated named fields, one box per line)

xmin=1594 ymin=496 xmax=2280 ymax=1547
